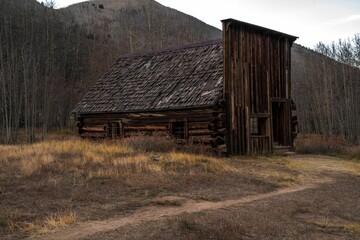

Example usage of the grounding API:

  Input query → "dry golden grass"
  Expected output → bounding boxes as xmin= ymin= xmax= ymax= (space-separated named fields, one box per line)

xmin=0 ymin=138 xmax=129 ymax=175
xmin=1 ymin=134 xmax=357 ymax=188
xmin=0 ymin=210 xmax=22 ymax=233
xmin=312 ymin=221 xmax=360 ymax=234
xmin=22 ymin=212 xmax=76 ymax=235
xmin=0 ymin=137 xmax=236 ymax=181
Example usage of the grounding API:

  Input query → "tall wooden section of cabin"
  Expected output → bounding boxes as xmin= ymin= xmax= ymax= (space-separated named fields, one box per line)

xmin=222 ymin=19 xmax=297 ymax=155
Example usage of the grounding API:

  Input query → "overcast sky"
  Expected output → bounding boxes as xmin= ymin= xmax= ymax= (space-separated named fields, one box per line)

xmin=44 ymin=0 xmax=360 ymax=48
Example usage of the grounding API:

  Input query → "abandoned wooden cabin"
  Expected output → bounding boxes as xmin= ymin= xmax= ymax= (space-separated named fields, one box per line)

xmin=73 ymin=19 xmax=298 ymax=155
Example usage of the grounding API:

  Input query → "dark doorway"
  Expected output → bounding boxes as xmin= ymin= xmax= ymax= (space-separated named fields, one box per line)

xmin=272 ymin=101 xmax=285 ymax=146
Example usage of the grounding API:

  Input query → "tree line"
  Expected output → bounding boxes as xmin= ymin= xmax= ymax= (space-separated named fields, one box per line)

xmin=314 ymin=34 xmax=360 ymax=68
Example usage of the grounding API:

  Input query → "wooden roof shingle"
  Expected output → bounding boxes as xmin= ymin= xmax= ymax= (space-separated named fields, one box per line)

xmin=73 ymin=39 xmax=224 ymax=114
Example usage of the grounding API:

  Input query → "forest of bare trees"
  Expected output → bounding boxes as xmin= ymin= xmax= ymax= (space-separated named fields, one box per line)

xmin=292 ymin=43 xmax=360 ymax=144
xmin=0 ymin=0 xmax=91 ymax=143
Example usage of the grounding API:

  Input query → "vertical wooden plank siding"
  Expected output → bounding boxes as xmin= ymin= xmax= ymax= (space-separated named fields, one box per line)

xmin=222 ymin=19 xmax=297 ymax=155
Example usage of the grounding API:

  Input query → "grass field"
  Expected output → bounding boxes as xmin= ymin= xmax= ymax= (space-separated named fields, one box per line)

xmin=0 ymin=135 xmax=359 ymax=239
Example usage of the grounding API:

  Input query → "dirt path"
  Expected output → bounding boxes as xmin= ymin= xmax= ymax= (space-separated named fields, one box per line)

xmin=47 ymin=183 xmax=323 ymax=240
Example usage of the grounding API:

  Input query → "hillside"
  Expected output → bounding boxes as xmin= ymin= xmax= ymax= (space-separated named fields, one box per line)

xmin=59 ymin=0 xmax=221 ymax=53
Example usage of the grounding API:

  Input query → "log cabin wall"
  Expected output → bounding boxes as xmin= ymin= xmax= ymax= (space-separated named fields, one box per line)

xmin=77 ymin=107 xmax=226 ymax=151
xmin=222 ymin=19 xmax=297 ymax=155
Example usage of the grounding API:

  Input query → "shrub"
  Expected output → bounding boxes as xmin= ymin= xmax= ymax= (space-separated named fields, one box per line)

xmin=121 ymin=133 xmax=214 ymax=155
xmin=295 ymin=134 xmax=360 ymax=157
xmin=121 ymin=133 xmax=177 ymax=153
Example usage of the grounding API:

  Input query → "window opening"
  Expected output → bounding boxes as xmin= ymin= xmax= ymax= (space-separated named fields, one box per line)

xmin=251 ymin=118 xmax=259 ymax=135
xmin=172 ymin=122 xmax=185 ymax=139
xmin=251 ymin=117 xmax=267 ymax=136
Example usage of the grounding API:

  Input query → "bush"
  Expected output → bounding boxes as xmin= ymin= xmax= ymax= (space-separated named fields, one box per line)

xmin=121 ymin=133 xmax=177 ymax=153
xmin=121 ymin=133 xmax=214 ymax=155
xmin=295 ymin=134 xmax=360 ymax=158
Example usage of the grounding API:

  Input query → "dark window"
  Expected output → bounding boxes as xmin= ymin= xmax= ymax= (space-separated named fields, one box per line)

xmin=251 ymin=117 xmax=267 ymax=136
xmin=172 ymin=122 xmax=185 ymax=139
xmin=251 ymin=118 xmax=259 ymax=135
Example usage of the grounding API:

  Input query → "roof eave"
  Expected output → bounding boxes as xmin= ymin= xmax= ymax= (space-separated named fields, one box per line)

xmin=74 ymin=104 xmax=220 ymax=116
xmin=221 ymin=18 xmax=298 ymax=43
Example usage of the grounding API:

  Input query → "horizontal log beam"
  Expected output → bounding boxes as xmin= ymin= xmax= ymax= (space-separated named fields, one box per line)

xmin=124 ymin=125 xmax=168 ymax=131
xmin=188 ymin=129 xmax=212 ymax=136
xmin=188 ymin=122 xmax=209 ymax=130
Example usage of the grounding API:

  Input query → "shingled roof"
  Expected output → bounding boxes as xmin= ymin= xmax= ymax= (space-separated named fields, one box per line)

xmin=73 ymin=39 xmax=224 ymax=114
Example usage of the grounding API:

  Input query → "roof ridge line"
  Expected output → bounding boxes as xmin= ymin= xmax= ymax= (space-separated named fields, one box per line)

xmin=117 ymin=39 xmax=223 ymax=59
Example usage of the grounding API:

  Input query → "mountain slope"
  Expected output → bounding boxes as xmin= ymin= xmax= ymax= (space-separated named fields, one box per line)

xmin=58 ymin=0 xmax=222 ymax=53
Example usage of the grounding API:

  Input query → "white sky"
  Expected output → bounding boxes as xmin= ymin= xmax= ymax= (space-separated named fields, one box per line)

xmin=42 ymin=0 xmax=360 ymax=48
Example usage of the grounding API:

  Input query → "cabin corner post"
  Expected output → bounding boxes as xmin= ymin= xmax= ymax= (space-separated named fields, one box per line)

xmin=223 ymin=20 xmax=232 ymax=156
xmin=119 ymin=120 xmax=124 ymax=138
xmin=76 ymin=115 xmax=84 ymax=136
xmin=222 ymin=19 xmax=249 ymax=155
xmin=286 ymin=41 xmax=295 ymax=148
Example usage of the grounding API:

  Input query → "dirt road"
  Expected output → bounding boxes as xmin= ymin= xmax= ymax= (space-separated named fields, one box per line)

xmin=49 ymin=183 xmax=323 ymax=240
